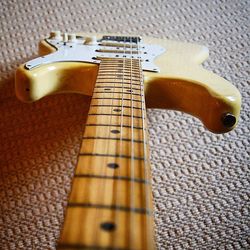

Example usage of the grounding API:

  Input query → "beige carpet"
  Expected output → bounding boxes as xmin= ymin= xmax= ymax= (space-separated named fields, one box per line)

xmin=0 ymin=0 xmax=249 ymax=249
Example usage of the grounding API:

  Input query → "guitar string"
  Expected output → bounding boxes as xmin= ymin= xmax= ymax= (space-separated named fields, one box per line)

xmin=92 ymin=56 xmax=107 ymax=244
xmin=129 ymin=36 xmax=136 ymax=248
xmin=91 ymin=60 xmax=99 ymax=244
xmin=113 ymin=36 xmax=127 ymax=247
xmin=92 ymin=50 xmax=117 ymax=244
xmin=103 ymin=52 xmax=117 ymax=243
xmin=137 ymin=36 xmax=151 ymax=248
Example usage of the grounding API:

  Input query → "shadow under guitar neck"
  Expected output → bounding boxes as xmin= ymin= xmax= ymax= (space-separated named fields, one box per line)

xmin=0 ymin=72 xmax=91 ymax=248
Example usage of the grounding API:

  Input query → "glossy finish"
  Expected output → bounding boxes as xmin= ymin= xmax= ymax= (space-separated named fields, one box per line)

xmin=15 ymin=33 xmax=241 ymax=133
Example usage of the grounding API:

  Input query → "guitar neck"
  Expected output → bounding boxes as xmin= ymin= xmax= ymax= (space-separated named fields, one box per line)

xmin=57 ymin=58 xmax=155 ymax=250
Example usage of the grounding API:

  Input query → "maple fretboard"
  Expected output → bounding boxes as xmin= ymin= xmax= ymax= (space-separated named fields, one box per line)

xmin=57 ymin=58 xmax=155 ymax=250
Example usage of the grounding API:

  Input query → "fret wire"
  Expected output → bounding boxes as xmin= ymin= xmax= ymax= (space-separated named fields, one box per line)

xmin=99 ymin=67 xmax=140 ymax=71
xmin=67 ymin=203 xmax=151 ymax=215
xmin=82 ymin=137 xmax=145 ymax=143
xmin=91 ymin=97 xmax=144 ymax=103
xmin=85 ymin=124 xmax=144 ymax=129
xmin=100 ymin=61 xmax=140 ymax=64
xmin=97 ymin=72 xmax=140 ymax=75
xmin=93 ymin=91 xmax=143 ymax=96
xmin=97 ymin=75 xmax=141 ymax=78
xmin=96 ymin=81 xmax=142 ymax=86
xmin=99 ymin=65 xmax=140 ymax=69
xmin=94 ymin=86 xmax=141 ymax=90
xmin=96 ymin=79 xmax=141 ymax=86
xmin=100 ymin=62 xmax=140 ymax=65
xmin=99 ymin=68 xmax=140 ymax=71
xmin=88 ymin=114 xmax=143 ymax=119
xmin=97 ymin=76 xmax=140 ymax=81
xmin=90 ymin=104 xmax=144 ymax=110
xmin=79 ymin=153 xmax=146 ymax=160
xmin=74 ymin=174 xmax=149 ymax=184
xmin=93 ymin=91 xmax=142 ymax=95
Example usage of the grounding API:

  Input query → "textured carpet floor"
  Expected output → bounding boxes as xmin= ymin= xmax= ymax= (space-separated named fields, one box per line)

xmin=0 ymin=0 xmax=249 ymax=249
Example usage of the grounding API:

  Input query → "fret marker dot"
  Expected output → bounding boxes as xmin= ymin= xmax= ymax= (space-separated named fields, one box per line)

xmin=107 ymin=163 xmax=119 ymax=169
xmin=111 ymin=129 xmax=120 ymax=134
xmin=126 ymin=89 xmax=132 ymax=93
xmin=100 ymin=222 xmax=116 ymax=231
xmin=113 ymin=109 xmax=121 ymax=112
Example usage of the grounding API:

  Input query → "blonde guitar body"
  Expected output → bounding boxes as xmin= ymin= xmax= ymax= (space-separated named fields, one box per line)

xmin=16 ymin=33 xmax=241 ymax=133
xmin=15 ymin=33 xmax=241 ymax=250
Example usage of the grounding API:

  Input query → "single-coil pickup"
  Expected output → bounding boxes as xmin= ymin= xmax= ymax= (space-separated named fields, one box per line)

xmin=96 ymin=49 xmax=141 ymax=54
xmin=100 ymin=42 xmax=139 ymax=48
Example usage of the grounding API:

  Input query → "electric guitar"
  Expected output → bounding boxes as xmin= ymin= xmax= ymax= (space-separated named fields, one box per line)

xmin=15 ymin=32 xmax=241 ymax=250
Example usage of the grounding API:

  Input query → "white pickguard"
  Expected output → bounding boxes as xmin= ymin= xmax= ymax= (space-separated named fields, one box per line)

xmin=25 ymin=36 xmax=166 ymax=72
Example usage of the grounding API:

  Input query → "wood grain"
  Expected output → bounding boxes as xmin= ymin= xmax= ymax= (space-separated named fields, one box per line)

xmin=57 ymin=58 xmax=155 ymax=250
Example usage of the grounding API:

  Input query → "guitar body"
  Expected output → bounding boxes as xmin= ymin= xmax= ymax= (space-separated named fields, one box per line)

xmin=16 ymin=33 xmax=241 ymax=133
xmin=15 ymin=33 xmax=241 ymax=250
